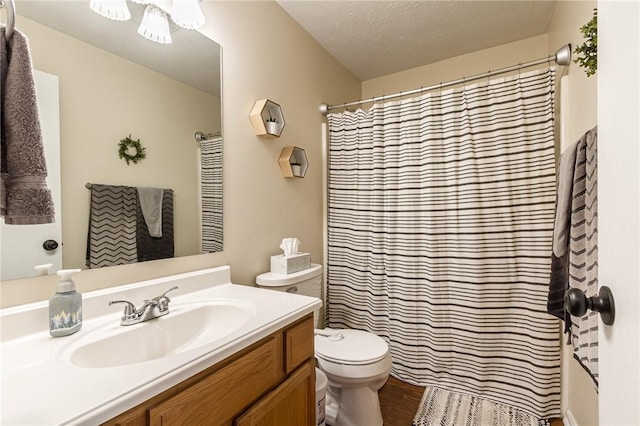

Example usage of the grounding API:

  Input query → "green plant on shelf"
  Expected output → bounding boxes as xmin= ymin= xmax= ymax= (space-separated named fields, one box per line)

xmin=574 ymin=9 xmax=597 ymax=77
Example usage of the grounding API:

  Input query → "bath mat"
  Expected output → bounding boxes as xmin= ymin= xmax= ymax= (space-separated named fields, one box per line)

xmin=412 ymin=386 xmax=551 ymax=426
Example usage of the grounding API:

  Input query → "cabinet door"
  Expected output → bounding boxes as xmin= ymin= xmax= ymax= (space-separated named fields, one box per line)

xmin=149 ymin=335 xmax=284 ymax=426
xmin=234 ymin=360 xmax=315 ymax=426
xmin=284 ymin=315 xmax=314 ymax=374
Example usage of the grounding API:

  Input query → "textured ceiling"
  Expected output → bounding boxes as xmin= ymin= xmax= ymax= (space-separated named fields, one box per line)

xmin=277 ymin=1 xmax=558 ymax=81
xmin=16 ymin=1 xmax=557 ymax=92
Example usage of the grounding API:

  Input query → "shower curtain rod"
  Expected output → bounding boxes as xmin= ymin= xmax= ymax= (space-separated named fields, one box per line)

xmin=194 ymin=131 xmax=221 ymax=142
xmin=319 ymin=44 xmax=572 ymax=116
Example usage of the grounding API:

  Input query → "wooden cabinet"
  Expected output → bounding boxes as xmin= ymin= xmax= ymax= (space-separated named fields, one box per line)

xmin=103 ymin=314 xmax=315 ymax=426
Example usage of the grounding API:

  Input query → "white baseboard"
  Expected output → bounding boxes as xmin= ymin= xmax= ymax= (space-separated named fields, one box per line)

xmin=564 ymin=409 xmax=578 ymax=426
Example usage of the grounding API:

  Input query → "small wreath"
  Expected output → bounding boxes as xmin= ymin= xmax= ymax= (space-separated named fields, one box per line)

xmin=118 ymin=135 xmax=146 ymax=165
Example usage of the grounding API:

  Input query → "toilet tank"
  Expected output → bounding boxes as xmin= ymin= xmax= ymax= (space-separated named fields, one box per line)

xmin=256 ymin=264 xmax=322 ymax=298
xmin=256 ymin=264 xmax=323 ymax=327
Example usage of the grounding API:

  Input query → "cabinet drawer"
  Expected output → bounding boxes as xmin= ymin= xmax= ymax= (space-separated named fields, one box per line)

xmin=149 ymin=334 xmax=284 ymax=426
xmin=284 ymin=314 xmax=314 ymax=373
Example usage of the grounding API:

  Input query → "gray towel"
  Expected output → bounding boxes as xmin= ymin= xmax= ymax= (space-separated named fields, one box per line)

xmin=547 ymin=140 xmax=579 ymax=329
xmin=136 ymin=186 xmax=164 ymax=238
xmin=136 ymin=189 xmax=174 ymax=262
xmin=552 ymin=140 xmax=579 ymax=257
xmin=0 ymin=27 xmax=55 ymax=224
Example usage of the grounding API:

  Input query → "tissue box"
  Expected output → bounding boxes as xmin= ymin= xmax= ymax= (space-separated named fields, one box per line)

xmin=270 ymin=253 xmax=311 ymax=274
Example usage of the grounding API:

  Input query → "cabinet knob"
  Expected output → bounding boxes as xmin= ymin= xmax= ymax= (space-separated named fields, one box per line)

xmin=564 ymin=286 xmax=616 ymax=325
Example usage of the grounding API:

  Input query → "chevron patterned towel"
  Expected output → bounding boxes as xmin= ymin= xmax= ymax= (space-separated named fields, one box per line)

xmin=86 ymin=184 xmax=137 ymax=268
xmin=567 ymin=127 xmax=599 ymax=386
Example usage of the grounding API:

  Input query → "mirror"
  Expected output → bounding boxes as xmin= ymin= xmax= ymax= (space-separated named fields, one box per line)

xmin=3 ymin=1 xmax=222 ymax=280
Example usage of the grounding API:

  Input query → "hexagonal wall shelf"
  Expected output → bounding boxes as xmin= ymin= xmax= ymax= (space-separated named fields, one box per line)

xmin=250 ymin=99 xmax=285 ymax=138
xmin=279 ymin=146 xmax=308 ymax=178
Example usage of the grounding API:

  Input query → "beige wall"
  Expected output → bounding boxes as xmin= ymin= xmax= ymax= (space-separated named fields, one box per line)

xmin=15 ymin=15 xmax=221 ymax=270
xmin=548 ymin=2 xmax=598 ymax=426
xmin=362 ymin=34 xmax=549 ymax=99
xmin=0 ymin=1 xmax=360 ymax=307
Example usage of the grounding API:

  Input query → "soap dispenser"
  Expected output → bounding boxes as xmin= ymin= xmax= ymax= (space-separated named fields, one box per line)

xmin=49 ymin=269 xmax=82 ymax=337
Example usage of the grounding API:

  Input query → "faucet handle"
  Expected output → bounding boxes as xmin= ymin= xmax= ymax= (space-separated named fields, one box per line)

xmin=109 ymin=300 xmax=138 ymax=321
xmin=160 ymin=286 xmax=178 ymax=299
xmin=154 ymin=286 xmax=178 ymax=312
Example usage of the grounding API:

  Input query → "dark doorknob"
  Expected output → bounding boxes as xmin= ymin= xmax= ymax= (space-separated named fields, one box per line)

xmin=42 ymin=239 xmax=59 ymax=251
xmin=565 ymin=286 xmax=615 ymax=326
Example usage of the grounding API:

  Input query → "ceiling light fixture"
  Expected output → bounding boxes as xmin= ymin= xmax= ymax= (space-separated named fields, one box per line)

xmin=89 ymin=0 xmax=131 ymax=21
xmin=137 ymin=4 xmax=172 ymax=44
xmin=89 ymin=0 xmax=205 ymax=45
xmin=170 ymin=0 xmax=205 ymax=30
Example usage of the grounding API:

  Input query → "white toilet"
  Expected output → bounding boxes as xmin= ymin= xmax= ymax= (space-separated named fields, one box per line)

xmin=256 ymin=264 xmax=392 ymax=426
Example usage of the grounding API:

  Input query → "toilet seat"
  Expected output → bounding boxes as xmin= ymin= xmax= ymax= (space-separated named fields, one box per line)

xmin=315 ymin=329 xmax=389 ymax=366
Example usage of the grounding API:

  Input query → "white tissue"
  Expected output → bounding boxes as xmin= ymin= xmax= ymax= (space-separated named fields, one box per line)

xmin=280 ymin=238 xmax=300 ymax=256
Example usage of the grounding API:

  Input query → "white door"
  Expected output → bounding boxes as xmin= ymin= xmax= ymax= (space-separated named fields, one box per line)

xmin=597 ymin=1 xmax=640 ymax=424
xmin=0 ymin=71 xmax=62 ymax=280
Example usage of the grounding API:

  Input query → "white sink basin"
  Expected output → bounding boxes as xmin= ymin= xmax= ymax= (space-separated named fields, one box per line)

xmin=67 ymin=300 xmax=255 ymax=368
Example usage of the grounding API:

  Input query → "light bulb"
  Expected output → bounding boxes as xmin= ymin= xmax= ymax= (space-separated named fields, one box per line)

xmin=138 ymin=4 xmax=172 ymax=44
xmin=89 ymin=0 xmax=131 ymax=21
xmin=170 ymin=0 xmax=205 ymax=30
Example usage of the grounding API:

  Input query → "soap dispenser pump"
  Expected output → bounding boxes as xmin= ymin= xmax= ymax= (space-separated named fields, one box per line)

xmin=49 ymin=269 xmax=82 ymax=337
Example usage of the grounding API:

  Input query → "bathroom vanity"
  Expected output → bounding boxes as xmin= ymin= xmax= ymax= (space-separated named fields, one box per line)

xmin=0 ymin=266 xmax=320 ymax=425
xmin=104 ymin=315 xmax=315 ymax=425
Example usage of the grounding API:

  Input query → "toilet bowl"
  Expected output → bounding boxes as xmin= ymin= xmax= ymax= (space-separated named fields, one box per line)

xmin=315 ymin=328 xmax=392 ymax=426
xmin=255 ymin=265 xmax=392 ymax=426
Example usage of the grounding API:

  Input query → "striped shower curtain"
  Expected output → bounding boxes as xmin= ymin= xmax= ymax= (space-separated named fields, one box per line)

xmin=326 ymin=67 xmax=561 ymax=418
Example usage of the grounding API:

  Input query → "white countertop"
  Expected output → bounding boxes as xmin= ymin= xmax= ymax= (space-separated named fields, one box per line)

xmin=0 ymin=266 xmax=321 ymax=425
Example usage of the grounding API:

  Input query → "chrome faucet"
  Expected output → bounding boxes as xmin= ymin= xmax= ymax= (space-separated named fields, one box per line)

xmin=109 ymin=286 xmax=178 ymax=326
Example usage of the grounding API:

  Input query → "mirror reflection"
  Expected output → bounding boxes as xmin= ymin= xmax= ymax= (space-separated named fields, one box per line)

xmin=2 ymin=1 xmax=222 ymax=281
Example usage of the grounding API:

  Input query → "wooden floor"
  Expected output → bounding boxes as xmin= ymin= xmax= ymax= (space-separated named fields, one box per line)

xmin=378 ymin=376 xmax=564 ymax=426
xmin=379 ymin=376 xmax=424 ymax=425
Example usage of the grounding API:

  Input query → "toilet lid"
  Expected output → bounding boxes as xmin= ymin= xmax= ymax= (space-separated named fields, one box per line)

xmin=315 ymin=329 xmax=389 ymax=365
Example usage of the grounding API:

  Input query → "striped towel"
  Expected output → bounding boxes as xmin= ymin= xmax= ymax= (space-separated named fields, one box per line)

xmin=568 ymin=127 xmax=598 ymax=386
xmin=86 ymin=184 xmax=137 ymax=268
